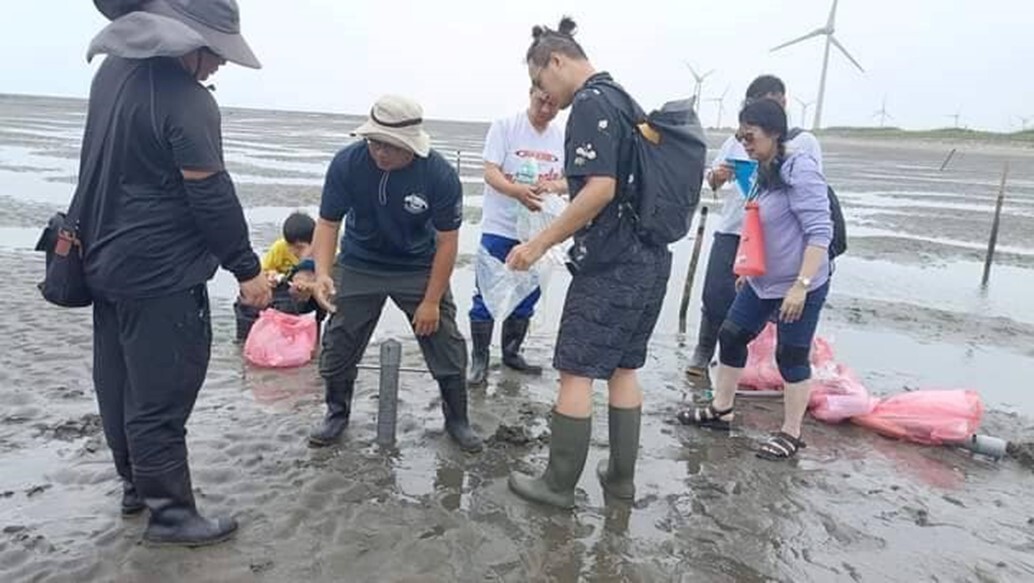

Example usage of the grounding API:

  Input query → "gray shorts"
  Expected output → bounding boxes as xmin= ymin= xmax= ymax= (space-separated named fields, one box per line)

xmin=553 ymin=248 xmax=672 ymax=380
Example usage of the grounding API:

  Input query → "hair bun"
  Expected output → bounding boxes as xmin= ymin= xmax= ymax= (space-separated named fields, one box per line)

xmin=557 ymin=16 xmax=577 ymax=36
xmin=531 ymin=25 xmax=547 ymax=40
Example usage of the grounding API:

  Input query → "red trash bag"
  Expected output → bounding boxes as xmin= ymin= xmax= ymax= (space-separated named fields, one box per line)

xmin=243 ymin=309 xmax=317 ymax=369
xmin=852 ymin=389 xmax=984 ymax=445
xmin=809 ymin=364 xmax=876 ymax=423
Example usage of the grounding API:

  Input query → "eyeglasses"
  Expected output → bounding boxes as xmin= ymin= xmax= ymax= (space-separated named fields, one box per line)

xmin=735 ymin=132 xmax=757 ymax=145
xmin=366 ymin=138 xmax=407 ymax=155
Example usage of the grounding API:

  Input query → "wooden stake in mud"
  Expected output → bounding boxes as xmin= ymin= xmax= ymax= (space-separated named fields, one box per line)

xmin=376 ymin=339 xmax=402 ymax=448
xmin=678 ymin=206 xmax=709 ymax=334
xmin=456 ymin=150 xmax=462 ymax=172
xmin=939 ymin=148 xmax=957 ymax=171
xmin=982 ymin=162 xmax=1010 ymax=287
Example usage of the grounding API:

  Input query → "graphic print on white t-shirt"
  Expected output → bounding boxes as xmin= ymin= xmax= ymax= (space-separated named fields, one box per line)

xmin=480 ymin=111 xmax=565 ymax=240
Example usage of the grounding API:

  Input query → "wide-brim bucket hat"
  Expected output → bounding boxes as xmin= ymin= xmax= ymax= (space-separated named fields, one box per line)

xmin=352 ymin=95 xmax=432 ymax=158
xmin=88 ymin=0 xmax=261 ymax=69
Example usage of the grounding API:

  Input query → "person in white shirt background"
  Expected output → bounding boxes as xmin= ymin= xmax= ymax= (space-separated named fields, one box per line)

xmin=686 ymin=75 xmax=824 ymax=378
xmin=468 ymin=87 xmax=568 ymax=386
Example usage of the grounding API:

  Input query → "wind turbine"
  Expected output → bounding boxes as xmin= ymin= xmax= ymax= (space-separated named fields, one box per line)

xmin=771 ymin=0 xmax=864 ymax=130
xmin=708 ymin=86 xmax=731 ymax=129
xmin=795 ymin=97 xmax=815 ymax=129
xmin=873 ymin=96 xmax=893 ymax=128
xmin=946 ymin=110 xmax=962 ymax=129
xmin=1017 ymin=115 xmax=1032 ymax=131
xmin=683 ymin=62 xmax=714 ymax=109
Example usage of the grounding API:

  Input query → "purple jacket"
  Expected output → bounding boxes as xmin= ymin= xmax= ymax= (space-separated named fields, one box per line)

xmin=748 ymin=151 xmax=833 ymax=299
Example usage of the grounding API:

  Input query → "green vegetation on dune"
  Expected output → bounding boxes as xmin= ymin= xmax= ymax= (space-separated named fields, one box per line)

xmin=818 ymin=126 xmax=1034 ymax=144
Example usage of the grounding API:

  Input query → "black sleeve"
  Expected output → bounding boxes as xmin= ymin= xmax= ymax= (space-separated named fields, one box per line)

xmin=564 ymin=92 xmax=621 ymax=179
xmin=183 ymin=172 xmax=261 ymax=282
xmin=165 ymin=83 xmax=224 ymax=171
xmin=320 ymin=150 xmax=352 ymax=222
xmin=431 ymin=157 xmax=463 ymax=232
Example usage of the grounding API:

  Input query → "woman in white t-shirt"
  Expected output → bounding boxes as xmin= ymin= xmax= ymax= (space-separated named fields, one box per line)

xmin=468 ymin=87 xmax=567 ymax=386
xmin=687 ymin=75 xmax=824 ymax=379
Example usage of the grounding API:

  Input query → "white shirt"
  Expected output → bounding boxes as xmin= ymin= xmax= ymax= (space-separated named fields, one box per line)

xmin=480 ymin=111 xmax=565 ymax=240
xmin=712 ymin=130 xmax=824 ymax=235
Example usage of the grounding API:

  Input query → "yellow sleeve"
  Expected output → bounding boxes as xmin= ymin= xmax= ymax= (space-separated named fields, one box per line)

xmin=261 ymin=239 xmax=297 ymax=274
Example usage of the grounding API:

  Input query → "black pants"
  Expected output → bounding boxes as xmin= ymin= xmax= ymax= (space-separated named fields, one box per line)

xmin=699 ymin=233 xmax=740 ymax=336
xmin=93 ymin=285 xmax=211 ymax=481
xmin=319 ymin=266 xmax=467 ymax=383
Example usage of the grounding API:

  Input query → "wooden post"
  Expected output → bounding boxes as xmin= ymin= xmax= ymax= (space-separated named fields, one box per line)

xmin=678 ymin=206 xmax=709 ymax=334
xmin=982 ymin=162 xmax=1009 ymax=287
xmin=376 ymin=339 xmax=402 ymax=448
xmin=456 ymin=150 xmax=462 ymax=172
xmin=939 ymin=148 xmax=957 ymax=171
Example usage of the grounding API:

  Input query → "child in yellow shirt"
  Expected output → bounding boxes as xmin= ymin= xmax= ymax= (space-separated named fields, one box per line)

xmin=236 ymin=212 xmax=325 ymax=342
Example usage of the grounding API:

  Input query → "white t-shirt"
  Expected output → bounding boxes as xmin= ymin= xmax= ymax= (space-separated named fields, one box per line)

xmin=480 ymin=111 xmax=565 ymax=240
xmin=712 ymin=130 xmax=824 ymax=235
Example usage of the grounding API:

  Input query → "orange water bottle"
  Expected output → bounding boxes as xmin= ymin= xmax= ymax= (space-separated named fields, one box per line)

xmin=734 ymin=201 xmax=766 ymax=276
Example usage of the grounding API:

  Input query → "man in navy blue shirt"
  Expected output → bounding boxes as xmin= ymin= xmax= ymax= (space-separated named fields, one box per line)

xmin=307 ymin=96 xmax=482 ymax=453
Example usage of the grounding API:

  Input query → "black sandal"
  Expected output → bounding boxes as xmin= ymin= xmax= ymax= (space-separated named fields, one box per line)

xmin=676 ymin=403 xmax=734 ymax=431
xmin=756 ymin=432 xmax=806 ymax=461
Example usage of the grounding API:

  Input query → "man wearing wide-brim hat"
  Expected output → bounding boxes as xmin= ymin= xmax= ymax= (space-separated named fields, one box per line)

xmin=78 ymin=0 xmax=270 ymax=547
xmin=307 ymin=96 xmax=483 ymax=453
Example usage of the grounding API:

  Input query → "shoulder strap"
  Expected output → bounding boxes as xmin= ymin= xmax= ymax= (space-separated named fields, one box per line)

xmin=786 ymin=127 xmax=804 ymax=141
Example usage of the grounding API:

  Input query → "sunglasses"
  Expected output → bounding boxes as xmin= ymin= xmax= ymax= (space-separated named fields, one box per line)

xmin=735 ymin=132 xmax=758 ymax=145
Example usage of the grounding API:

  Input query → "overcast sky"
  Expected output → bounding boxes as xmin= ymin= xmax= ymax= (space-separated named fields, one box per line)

xmin=3 ymin=0 xmax=1032 ymax=132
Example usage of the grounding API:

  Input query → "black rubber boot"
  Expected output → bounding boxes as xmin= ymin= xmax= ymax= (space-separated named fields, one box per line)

xmin=508 ymin=410 xmax=591 ymax=510
xmin=137 ymin=466 xmax=238 ymax=548
xmin=501 ymin=317 xmax=542 ymax=375
xmin=596 ymin=406 xmax=641 ymax=501
xmin=439 ymin=377 xmax=484 ymax=453
xmin=687 ymin=316 xmax=720 ymax=377
xmin=467 ymin=319 xmax=493 ymax=386
xmin=121 ymin=480 xmax=145 ymax=517
xmin=308 ymin=378 xmax=355 ymax=447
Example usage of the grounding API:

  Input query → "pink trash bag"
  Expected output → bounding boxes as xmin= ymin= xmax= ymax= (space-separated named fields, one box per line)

xmin=244 ymin=309 xmax=318 ymax=368
xmin=739 ymin=323 xmax=836 ymax=391
xmin=809 ymin=364 xmax=876 ymax=423
xmin=852 ymin=390 xmax=984 ymax=445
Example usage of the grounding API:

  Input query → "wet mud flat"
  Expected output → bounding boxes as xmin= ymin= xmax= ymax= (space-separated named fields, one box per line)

xmin=2 ymin=95 xmax=1034 ymax=581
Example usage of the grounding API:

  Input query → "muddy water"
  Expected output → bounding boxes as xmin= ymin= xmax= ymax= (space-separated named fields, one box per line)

xmin=2 ymin=94 xmax=1034 ymax=582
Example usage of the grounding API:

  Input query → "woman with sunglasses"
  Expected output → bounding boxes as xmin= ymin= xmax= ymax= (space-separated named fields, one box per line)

xmin=677 ymin=98 xmax=833 ymax=461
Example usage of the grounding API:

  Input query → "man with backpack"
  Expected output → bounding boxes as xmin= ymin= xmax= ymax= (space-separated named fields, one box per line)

xmin=505 ymin=17 xmax=705 ymax=509
xmin=687 ymin=75 xmax=832 ymax=378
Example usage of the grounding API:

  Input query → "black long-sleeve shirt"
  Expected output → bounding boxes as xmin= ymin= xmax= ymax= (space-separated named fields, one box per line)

xmin=79 ymin=56 xmax=259 ymax=301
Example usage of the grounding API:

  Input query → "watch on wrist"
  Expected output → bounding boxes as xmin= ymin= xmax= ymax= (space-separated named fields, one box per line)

xmin=796 ymin=276 xmax=812 ymax=288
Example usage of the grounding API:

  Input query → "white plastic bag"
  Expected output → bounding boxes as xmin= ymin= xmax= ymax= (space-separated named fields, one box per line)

xmin=515 ymin=194 xmax=571 ymax=267
xmin=475 ymin=247 xmax=541 ymax=321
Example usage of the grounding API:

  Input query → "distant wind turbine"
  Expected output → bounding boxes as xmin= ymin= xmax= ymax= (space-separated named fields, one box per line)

xmin=683 ymin=62 xmax=714 ymax=109
xmin=795 ymin=97 xmax=815 ymax=129
xmin=708 ymin=86 xmax=731 ymax=129
xmin=873 ymin=97 xmax=893 ymax=128
xmin=771 ymin=0 xmax=864 ymax=130
xmin=1017 ymin=116 xmax=1032 ymax=131
xmin=946 ymin=110 xmax=962 ymax=129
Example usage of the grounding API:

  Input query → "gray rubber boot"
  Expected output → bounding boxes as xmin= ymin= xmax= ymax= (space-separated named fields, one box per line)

xmin=501 ymin=317 xmax=542 ymax=375
xmin=308 ymin=378 xmax=355 ymax=447
xmin=508 ymin=410 xmax=591 ymax=509
xmin=467 ymin=319 xmax=493 ymax=386
xmin=687 ymin=315 xmax=720 ymax=377
xmin=596 ymin=406 xmax=641 ymax=501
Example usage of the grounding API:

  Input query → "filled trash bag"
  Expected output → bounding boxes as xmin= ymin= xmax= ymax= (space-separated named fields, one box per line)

xmin=244 ymin=309 xmax=317 ymax=368
xmin=474 ymin=247 xmax=541 ymax=321
xmin=739 ymin=323 xmax=835 ymax=390
xmin=809 ymin=364 xmax=876 ymax=423
xmin=852 ymin=389 xmax=984 ymax=445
